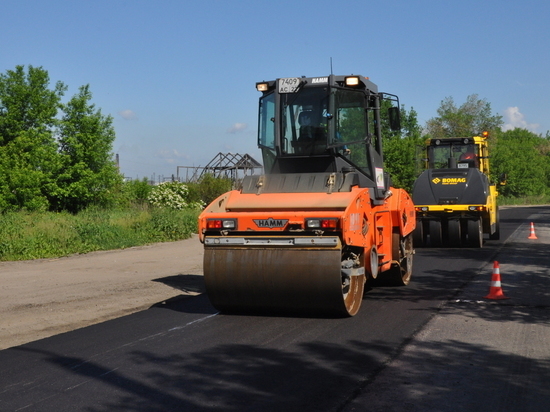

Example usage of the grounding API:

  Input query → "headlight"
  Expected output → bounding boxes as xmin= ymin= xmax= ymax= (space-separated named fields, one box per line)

xmin=256 ymin=82 xmax=269 ymax=92
xmin=345 ymin=76 xmax=360 ymax=86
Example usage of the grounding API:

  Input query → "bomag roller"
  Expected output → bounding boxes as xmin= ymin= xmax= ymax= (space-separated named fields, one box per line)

xmin=412 ymin=132 xmax=500 ymax=248
xmin=198 ymin=75 xmax=415 ymax=317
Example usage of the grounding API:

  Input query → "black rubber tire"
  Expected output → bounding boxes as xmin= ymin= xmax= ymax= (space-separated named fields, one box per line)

xmin=429 ymin=220 xmax=443 ymax=247
xmin=489 ymin=207 xmax=500 ymax=240
xmin=413 ymin=220 xmax=424 ymax=247
xmin=447 ymin=219 xmax=462 ymax=247
xmin=467 ymin=218 xmax=483 ymax=248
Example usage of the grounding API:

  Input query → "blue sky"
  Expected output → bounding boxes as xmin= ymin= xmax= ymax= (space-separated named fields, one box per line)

xmin=2 ymin=0 xmax=549 ymax=180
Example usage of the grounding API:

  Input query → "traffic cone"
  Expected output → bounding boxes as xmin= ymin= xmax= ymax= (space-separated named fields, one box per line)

xmin=484 ymin=261 xmax=509 ymax=300
xmin=528 ymin=222 xmax=538 ymax=239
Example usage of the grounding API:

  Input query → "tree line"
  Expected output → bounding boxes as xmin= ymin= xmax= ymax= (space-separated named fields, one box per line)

xmin=383 ymin=95 xmax=550 ymax=198
xmin=0 ymin=65 xmax=120 ymax=212
xmin=1 ymin=65 xmax=549 ymax=214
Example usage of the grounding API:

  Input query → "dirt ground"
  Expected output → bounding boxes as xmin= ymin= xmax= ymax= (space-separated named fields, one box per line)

xmin=0 ymin=235 xmax=205 ymax=350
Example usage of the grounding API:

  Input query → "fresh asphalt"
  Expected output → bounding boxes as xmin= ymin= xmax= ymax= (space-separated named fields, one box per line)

xmin=0 ymin=207 xmax=548 ymax=411
xmin=344 ymin=205 xmax=550 ymax=412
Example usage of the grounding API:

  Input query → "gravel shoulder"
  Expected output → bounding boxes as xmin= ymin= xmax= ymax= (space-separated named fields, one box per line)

xmin=0 ymin=235 xmax=204 ymax=350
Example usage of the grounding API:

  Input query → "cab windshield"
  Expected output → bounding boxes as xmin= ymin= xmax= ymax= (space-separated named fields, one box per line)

xmin=258 ymin=84 xmax=374 ymax=178
xmin=281 ymin=87 xmax=329 ymax=155
xmin=428 ymin=143 xmax=479 ymax=169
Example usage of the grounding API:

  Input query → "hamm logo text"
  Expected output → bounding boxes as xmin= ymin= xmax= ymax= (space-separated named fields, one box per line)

xmin=254 ymin=218 xmax=288 ymax=228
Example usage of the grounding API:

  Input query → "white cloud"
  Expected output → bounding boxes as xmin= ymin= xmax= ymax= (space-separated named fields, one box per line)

xmin=502 ymin=107 xmax=539 ymax=132
xmin=118 ymin=109 xmax=138 ymax=120
xmin=227 ymin=122 xmax=248 ymax=133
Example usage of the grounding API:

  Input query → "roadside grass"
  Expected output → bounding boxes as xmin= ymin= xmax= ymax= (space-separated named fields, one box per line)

xmin=498 ymin=195 xmax=550 ymax=206
xmin=0 ymin=206 xmax=200 ymax=262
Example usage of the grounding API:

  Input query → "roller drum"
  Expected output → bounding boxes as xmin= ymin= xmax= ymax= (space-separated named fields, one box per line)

xmin=204 ymin=244 xmax=364 ymax=316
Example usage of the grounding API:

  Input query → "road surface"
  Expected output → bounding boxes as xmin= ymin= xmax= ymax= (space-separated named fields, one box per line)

xmin=0 ymin=207 xmax=548 ymax=411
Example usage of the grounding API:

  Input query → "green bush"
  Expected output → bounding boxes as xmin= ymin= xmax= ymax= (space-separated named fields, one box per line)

xmin=148 ymin=181 xmax=205 ymax=210
xmin=111 ymin=178 xmax=153 ymax=209
xmin=116 ymin=175 xmax=232 ymax=210
xmin=123 ymin=178 xmax=152 ymax=202
xmin=150 ymin=207 xmax=199 ymax=241
xmin=195 ymin=174 xmax=233 ymax=205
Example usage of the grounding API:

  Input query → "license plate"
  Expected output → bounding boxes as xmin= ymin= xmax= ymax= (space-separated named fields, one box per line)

xmin=278 ymin=77 xmax=301 ymax=93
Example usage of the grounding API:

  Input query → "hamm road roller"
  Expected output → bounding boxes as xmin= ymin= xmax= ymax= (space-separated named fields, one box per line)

xmin=198 ymin=74 xmax=415 ymax=316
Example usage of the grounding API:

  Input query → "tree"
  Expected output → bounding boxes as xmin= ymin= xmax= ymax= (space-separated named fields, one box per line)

xmin=381 ymin=105 xmax=424 ymax=191
xmin=0 ymin=66 xmax=65 ymax=211
xmin=425 ymin=94 xmax=503 ymax=137
xmin=0 ymin=65 xmax=66 ymax=145
xmin=492 ymin=128 xmax=549 ymax=197
xmin=0 ymin=65 xmax=121 ymax=212
xmin=0 ymin=130 xmax=62 ymax=211
xmin=53 ymin=85 xmax=122 ymax=212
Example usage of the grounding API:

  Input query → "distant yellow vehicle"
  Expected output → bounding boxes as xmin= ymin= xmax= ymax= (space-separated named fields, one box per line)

xmin=412 ymin=132 xmax=500 ymax=247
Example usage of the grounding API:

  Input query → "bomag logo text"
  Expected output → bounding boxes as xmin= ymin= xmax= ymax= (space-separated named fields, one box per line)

xmin=444 ymin=178 xmax=466 ymax=183
xmin=432 ymin=177 xmax=467 ymax=185
xmin=435 ymin=177 xmax=467 ymax=185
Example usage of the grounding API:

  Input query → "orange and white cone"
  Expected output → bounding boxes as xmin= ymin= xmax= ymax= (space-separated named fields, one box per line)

xmin=484 ymin=261 xmax=509 ymax=300
xmin=528 ymin=222 xmax=538 ymax=239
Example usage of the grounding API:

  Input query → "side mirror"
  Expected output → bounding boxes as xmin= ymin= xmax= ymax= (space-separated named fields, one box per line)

xmin=388 ymin=107 xmax=401 ymax=131
xmin=499 ymin=173 xmax=507 ymax=185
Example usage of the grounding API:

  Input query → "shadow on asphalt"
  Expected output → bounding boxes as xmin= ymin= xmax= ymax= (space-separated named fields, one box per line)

xmin=152 ymin=274 xmax=205 ymax=295
xmin=11 ymin=331 xmax=550 ymax=412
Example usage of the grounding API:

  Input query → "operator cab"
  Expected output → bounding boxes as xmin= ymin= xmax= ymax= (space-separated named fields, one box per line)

xmin=255 ymin=75 xmax=400 ymax=194
xmin=427 ymin=138 xmax=480 ymax=170
xmin=423 ymin=135 xmax=492 ymax=176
